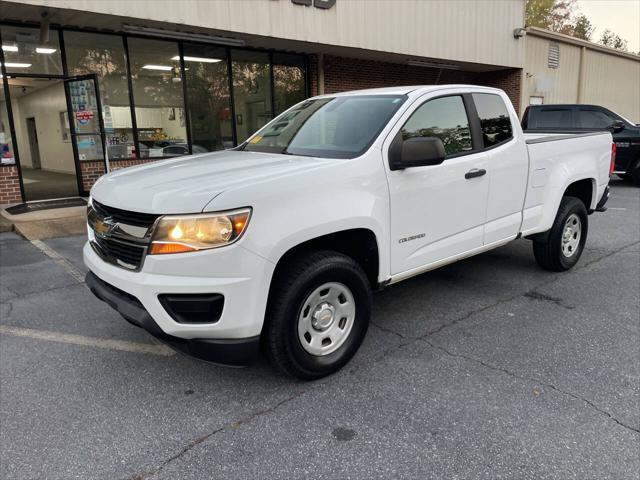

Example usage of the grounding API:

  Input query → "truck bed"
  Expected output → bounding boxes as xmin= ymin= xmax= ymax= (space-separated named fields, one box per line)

xmin=520 ymin=131 xmax=612 ymax=236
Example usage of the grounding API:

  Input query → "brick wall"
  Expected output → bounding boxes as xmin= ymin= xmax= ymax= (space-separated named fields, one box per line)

xmin=309 ymin=55 xmax=522 ymax=115
xmin=79 ymin=158 xmax=160 ymax=192
xmin=0 ymin=165 xmax=23 ymax=205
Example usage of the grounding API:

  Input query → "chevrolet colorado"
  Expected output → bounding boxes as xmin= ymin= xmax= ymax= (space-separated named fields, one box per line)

xmin=84 ymin=85 xmax=614 ymax=379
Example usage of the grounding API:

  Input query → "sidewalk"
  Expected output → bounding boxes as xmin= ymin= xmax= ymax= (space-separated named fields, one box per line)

xmin=0 ymin=205 xmax=86 ymax=240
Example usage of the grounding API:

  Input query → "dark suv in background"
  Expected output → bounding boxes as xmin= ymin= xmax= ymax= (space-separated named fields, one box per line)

xmin=522 ymin=104 xmax=640 ymax=186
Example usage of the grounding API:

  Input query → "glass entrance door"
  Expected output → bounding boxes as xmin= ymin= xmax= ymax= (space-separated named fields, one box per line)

xmin=64 ymin=75 xmax=106 ymax=183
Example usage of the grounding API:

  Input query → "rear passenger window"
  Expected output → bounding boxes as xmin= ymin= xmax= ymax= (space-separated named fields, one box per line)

xmin=576 ymin=109 xmax=613 ymax=129
xmin=472 ymin=93 xmax=513 ymax=148
xmin=401 ymin=96 xmax=472 ymax=156
xmin=533 ymin=108 xmax=572 ymax=128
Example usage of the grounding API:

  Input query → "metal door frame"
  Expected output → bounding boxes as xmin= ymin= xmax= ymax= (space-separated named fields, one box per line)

xmin=64 ymin=73 xmax=107 ymax=196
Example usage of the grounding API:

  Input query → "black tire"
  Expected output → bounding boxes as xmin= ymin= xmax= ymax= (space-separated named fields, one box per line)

xmin=263 ymin=250 xmax=372 ymax=380
xmin=533 ymin=196 xmax=588 ymax=272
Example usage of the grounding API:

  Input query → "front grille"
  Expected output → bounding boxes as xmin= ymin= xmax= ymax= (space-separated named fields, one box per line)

xmin=92 ymin=200 xmax=159 ymax=228
xmin=92 ymin=235 xmax=146 ymax=270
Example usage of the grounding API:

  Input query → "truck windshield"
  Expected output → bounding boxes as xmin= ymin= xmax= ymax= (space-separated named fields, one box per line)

xmin=242 ymin=95 xmax=407 ymax=159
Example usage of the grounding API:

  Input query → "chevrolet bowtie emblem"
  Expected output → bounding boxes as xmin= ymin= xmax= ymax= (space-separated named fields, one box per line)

xmin=94 ymin=217 xmax=116 ymax=236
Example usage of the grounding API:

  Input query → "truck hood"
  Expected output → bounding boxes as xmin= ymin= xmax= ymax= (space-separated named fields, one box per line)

xmin=90 ymin=150 xmax=335 ymax=213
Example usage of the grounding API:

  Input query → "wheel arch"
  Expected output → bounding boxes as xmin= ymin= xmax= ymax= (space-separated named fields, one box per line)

xmin=270 ymin=228 xmax=382 ymax=290
xmin=527 ymin=177 xmax=596 ymax=242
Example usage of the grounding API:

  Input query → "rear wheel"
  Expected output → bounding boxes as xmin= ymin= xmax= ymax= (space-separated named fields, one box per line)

xmin=533 ymin=196 xmax=588 ymax=271
xmin=263 ymin=250 xmax=372 ymax=380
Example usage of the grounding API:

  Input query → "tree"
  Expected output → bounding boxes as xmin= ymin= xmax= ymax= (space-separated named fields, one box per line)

xmin=572 ymin=14 xmax=594 ymax=41
xmin=599 ymin=29 xmax=628 ymax=51
xmin=525 ymin=0 xmax=577 ymax=34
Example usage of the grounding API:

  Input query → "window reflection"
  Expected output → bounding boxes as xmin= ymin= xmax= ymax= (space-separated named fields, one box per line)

xmin=0 ymin=25 xmax=63 ymax=75
xmin=576 ymin=109 xmax=613 ymax=129
xmin=472 ymin=93 xmax=513 ymax=147
xmin=0 ymin=88 xmax=15 ymax=165
xmin=183 ymin=44 xmax=233 ymax=151
xmin=64 ymin=31 xmax=136 ymax=160
xmin=231 ymin=50 xmax=272 ymax=144
xmin=272 ymin=53 xmax=306 ymax=116
xmin=128 ymin=38 xmax=187 ymax=158
xmin=402 ymin=96 xmax=472 ymax=156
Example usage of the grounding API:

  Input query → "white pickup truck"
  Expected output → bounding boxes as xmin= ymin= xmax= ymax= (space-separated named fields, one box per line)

xmin=84 ymin=85 xmax=614 ymax=379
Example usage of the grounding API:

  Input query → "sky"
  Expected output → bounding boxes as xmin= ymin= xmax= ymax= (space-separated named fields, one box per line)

xmin=575 ymin=0 xmax=640 ymax=52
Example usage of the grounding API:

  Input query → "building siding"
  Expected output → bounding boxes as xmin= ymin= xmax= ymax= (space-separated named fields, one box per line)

xmin=7 ymin=0 xmax=526 ymax=68
xmin=524 ymin=31 xmax=640 ymax=122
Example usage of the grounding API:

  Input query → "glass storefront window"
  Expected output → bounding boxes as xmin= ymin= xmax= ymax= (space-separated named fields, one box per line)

xmin=1 ymin=25 xmax=63 ymax=75
xmin=231 ymin=50 xmax=272 ymax=144
xmin=183 ymin=44 xmax=233 ymax=152
xmin=64 ymin=31 xmax=135 ymax=160
xmin=127 ymin=38 xmax=187 ymax=158
xmin=0 ymin=87 xmax=15 ymax=165
xmin=273 ymin=53 xmax=306 ymax=116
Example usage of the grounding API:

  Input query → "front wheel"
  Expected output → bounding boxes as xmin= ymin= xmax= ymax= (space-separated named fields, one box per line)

xmin=533 ymin=196 xmax=588 ymax=271
xmin=263 ymin=250 xmax=372 ymax=380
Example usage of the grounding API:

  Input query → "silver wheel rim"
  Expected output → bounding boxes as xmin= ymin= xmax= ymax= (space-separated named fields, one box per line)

xmin=297 ymin=282 xmax=356 ymax=356
xmin=561 ymin=213 xmax=582 ymax=258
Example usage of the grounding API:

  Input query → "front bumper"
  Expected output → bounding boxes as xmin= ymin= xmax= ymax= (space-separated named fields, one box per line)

xmin=86 ymin=272 xmax=259 ymax=366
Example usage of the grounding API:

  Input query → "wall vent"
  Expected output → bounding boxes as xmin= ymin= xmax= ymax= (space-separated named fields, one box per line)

xmin=548 ymin=42 xmax=560 ymax=68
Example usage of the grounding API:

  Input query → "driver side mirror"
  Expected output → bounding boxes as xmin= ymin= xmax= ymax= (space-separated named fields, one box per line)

xmin=609 ymin=120 xmax=625 ymax=133
xmin=389 ymin=136 xmax=446 ymax=171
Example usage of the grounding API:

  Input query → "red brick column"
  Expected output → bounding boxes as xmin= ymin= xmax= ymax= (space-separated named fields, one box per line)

xmin=79 ymin=159 xmax=161 ymax=193
xmin=0 ymin=165 xmax=23 ymax=205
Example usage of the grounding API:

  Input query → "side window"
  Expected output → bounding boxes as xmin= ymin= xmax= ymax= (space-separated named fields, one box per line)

xmin=533 ymin=108 xmax=572 ymax=128
xmin=401 ymin=96 xmax=472 ymax=156
xmin=576 ymin=109 xmax=613 ymax=129
xmin=472 ymin=93 xmax=513 ymax=148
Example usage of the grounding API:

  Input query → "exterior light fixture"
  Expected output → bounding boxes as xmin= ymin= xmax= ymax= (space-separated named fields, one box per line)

xmin=513 ymin=27 xmax=527 ymax=39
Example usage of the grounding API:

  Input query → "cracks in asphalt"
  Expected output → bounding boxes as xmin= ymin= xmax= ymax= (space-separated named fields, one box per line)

xmin=422 ymin=338 xmax=640 ymax=436
xmin=524 ymin=291 xmax=574 ymax=310
xmin=131 ymin=390 xmax=306 ymax=479
xmin=367 ymin=240 xmax=640 ymax=435
xmin=0 ymin=282 xmax=84 ymax=318
xmin=372 ymin=239 xmax=640 ymax=343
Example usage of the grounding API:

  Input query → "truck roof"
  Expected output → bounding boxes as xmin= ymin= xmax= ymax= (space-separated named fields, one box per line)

xmin=314 ymin=84 xmax=505 ymax=98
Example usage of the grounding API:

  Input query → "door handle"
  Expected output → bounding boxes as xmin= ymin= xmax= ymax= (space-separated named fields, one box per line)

xmin=465 ymin=168 xmax=486 ymax=179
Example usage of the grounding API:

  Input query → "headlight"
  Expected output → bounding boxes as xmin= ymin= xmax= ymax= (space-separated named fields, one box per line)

xmin=149 ymin=208 xmax=251 ymax=255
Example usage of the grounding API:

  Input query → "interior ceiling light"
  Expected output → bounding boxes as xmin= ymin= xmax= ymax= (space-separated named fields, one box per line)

xmin=123 ymin=24 xmax=245 ymax=47
xmin=2 ymin=62 xmax=32 ymax=68
xmin=407 ymin=59 xmax=461 ymax=70
xmin=36 ymin=47 xmax=57 ymax=54
xmin=171 ymin=55 xmax=221 ymax=63
xmin=1 ymin=45 xmax=18 ymax=52
xmin=142 ymin=64 xmax=173 ymax=71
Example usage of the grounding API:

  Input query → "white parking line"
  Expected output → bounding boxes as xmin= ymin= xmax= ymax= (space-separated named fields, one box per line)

xmin=0 ymin=325 xmax=175 ymax=356
xmin=30 ymin=239 xmax=86 ymax=283
xmin=607 ymin=207 xmax=627 ymax=211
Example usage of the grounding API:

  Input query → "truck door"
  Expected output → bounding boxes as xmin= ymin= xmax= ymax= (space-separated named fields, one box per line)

xmin=384 ymin=94 xmax=489 ymax=275
xmin=471 ymin=93 xmax=529 ymax=244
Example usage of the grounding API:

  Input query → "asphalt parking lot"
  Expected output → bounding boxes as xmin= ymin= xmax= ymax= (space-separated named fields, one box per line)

xmin=1 ymin=178 xmax=638 ymax=480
